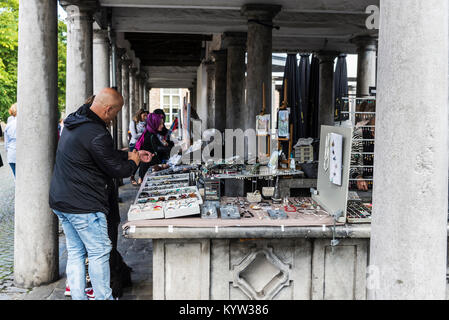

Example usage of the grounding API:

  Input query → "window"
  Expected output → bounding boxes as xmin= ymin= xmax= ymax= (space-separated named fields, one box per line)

xmin=161 ymin=88 xmax=182 ymax=125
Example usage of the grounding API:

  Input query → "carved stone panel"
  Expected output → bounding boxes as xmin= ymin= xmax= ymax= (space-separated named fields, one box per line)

xmin=210 ymin=239 xmax=312 ymax=300
xmin=312 ymin=239 xmax=368 ymax=300
xmin=153 ymin=239 xmax=210 ymax=300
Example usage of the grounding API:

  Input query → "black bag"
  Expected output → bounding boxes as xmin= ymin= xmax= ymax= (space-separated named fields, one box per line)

xmin=109 ymin=248 xmax=133 ymax=299
xmin=106 ymin=179 xmax=133 ymax=299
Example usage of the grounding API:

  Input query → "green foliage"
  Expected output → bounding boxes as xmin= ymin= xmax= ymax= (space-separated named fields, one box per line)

xmin=0 ymin=0 xmax=18 ymax=122
xmin=58 ymin=20 xmax=67 ymax=115
xmin=0 ymin=1 xmax=67 ymax=122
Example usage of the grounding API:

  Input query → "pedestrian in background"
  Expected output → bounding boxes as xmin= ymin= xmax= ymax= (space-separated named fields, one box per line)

xmin=129 ymin=109 xmax=148 ymax=185
xmin=4 ymin=103 xmax=17 ymax=178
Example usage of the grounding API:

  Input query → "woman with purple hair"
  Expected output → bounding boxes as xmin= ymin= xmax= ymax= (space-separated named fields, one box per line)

xmin=136 ymin=113 xmax=173 ymax=181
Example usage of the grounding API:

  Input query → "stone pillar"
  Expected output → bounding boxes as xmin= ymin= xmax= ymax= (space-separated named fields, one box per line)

xmin=222 ymin=32 xmax=247 ymax=130
xmin=129 ymin=67 xmax=137 ymax=119
xmin=369 ymin=0 xmax=448 ymax=300
xmin=317 ymin=52 xmax=338 ymax=132
xmin=242 ymin=4 xmax=281 ymax=131
xmin=15 ymin=0 xmax=59 ymax=288
xmin=353 ymin=36 xmax=377 ymax=97
xmin=144 ymin=83 xmax=149 ymax=109
xmin=62 ymin=1 xmax=95 ymax=115
xmin=116 ymin=57 xmax=123 ymax=149
xmin=191 ymin=79 xmax=197 ymax=111
xmin=121 ymin=60 xmax=132 ymax=148
xmin=205 ymin=61 xmax=216 ymax=129
xmin=93 ymin=29 xmax=110 ymax=95
xmin=211 ymin=50 xmax=227 ymax=132
xmin=138 ymin=76 xmax=144 ymax=109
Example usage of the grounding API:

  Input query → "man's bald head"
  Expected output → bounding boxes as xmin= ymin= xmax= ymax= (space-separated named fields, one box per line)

xmin=92 ymin=88 xmax=124 ymax=110
xmin=90 ymin=88 xmax=124 ymax=125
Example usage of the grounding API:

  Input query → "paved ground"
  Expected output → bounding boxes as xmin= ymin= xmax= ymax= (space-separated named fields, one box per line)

xmin=0 ymin=141 xmax=153 ymax=300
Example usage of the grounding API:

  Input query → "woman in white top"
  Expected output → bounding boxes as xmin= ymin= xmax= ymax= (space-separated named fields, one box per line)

xmin=128 ymin=109 xmax=148 ymax=185
xmin=4 ymin=103 xmax=17 ymax=178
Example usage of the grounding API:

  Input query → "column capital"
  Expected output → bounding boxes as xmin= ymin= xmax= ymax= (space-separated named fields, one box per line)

xmin=204 ymin=60 xmax=216 ymax=73
xmin=241 ymin=4 xmax=281 ymax=22
xmin=116 ymin=47 xmax=127 ymax=59
xmin=351 ymin=35 xmax=377 ymax=52
xmin=93 ymin=29 xmax=109 ymax=44
xmin=316 ymin=51 xmax=339 ymax=63
xmin=121 ymin=59 xmax=132 ymax=68
xmin=211 ymin=49 xmax=227 ymax=62
xmin=221 ymin=32 xmax=247 ymax=49
xmin=60 ymin=0 xmax=98 ymax=14
xmin=137 ymin=72 xmax=148 ymax=81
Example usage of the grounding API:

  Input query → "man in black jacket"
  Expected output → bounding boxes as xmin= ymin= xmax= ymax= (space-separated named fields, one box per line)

xmin=49 ymin=88 xmax=152 ymax=300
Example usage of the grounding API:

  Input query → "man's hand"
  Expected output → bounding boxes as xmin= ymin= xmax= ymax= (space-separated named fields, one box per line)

xmin=128 ymin=150 xmax=140 ymax=165
xmin=138 ymin=150 xmax=154 ymax=163
xmin=356 ymin=176 xmax=369 ymax=191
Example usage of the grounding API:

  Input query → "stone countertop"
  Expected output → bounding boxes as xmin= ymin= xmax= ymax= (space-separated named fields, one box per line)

xmin=123 ymin=223 xmax=372 ymax=239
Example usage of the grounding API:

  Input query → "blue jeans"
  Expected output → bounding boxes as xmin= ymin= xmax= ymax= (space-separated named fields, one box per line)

xmin=53 ymin=210 xmax=113 ymax=300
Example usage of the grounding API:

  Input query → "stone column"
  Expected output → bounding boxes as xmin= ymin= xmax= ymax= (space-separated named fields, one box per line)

xmin=353 ymin=36 xmax=377 ymax=97
xmin=93 ymin=29 xmax=110 ymax=95
xmin=205 ymin=61 xmax=216 ymax=129
xmin=190 ymin=79 xmax=197 ymax=113
xmin=144 ymin=83 xmax=150 ymax=109
xmin=62 ymin=1 xmax=95 ymax=115
xmin=138 ymin=76 xmax=144 ymax=109
xmin=15 ymin=0 xmax=59 ymax=288
xmin=317 ymin=51 xmax=338 ymax=132
xmin=121 ymin=60 xmax=132 ymax=148
xmin=211 ymin=50 xmax=227 ymax=132
xmin=116 ymin=57 xmax=123 ymax=149
xmin=369 ymin=0 xmax=448 ymax=300
xmin=242 ymin=4 xmax=281 ymax=131
xmin=129 ymin=67 xmax=137 ymax=119
xmin=222 ymin=32 xmax=247 ymax=130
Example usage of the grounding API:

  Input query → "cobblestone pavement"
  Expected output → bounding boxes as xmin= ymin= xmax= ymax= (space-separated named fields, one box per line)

xmin=0 ymin=141 xmax=18 ymax=298
xmin=0 ymin=144 xmax=153 ymax=300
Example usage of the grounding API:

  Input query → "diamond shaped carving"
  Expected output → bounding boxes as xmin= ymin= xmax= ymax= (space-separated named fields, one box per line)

xmin=232 ymin=246 xmax=291 ymax=300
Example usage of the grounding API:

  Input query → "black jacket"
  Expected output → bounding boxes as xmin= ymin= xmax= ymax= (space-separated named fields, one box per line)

xmin=141 ymin=131 xmax=172 ymax=164
xmin=49 ymin=104 xmax=137 ymax=214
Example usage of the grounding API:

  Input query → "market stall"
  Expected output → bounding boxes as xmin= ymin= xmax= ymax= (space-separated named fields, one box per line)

xmin=122 ymin=120 xmax=375 ymax=300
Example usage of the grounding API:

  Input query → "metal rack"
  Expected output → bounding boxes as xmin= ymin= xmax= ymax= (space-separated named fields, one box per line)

xmin=342 ymin=97 xmax=376 ymax=223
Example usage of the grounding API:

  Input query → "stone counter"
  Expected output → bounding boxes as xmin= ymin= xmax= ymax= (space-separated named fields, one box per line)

xmin=124 ymin=224 xmax=372 ymax=300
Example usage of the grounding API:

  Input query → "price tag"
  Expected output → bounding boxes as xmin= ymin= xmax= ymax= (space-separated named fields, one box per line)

xmin=281 ymin=225 xmax=284 ymax=232
xmin=215 ymin=226 xmax=219 ymax=233
xmin=129 ymin=226 xmax=136 ymax=233
xmin=322 ymin=225 xmax=326 ymax=232
xmin=168 ymin=225 xmax=174 ymax=233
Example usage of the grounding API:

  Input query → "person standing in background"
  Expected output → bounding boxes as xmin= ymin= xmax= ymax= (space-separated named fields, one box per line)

xmin=129 ymin=109 xmax=148 ymax=185
xmin=4 ymin=103 xmax=17 ymax=178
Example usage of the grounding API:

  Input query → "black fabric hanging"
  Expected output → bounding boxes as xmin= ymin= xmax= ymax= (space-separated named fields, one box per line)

xmin=280 ymin=54 xmax=302 ymax=145
xmin=298 ymin=54 xmax=311 ymax=138
xmin=308 ymin=54 xmax=320 ymax=139
xmin=334 ymin=54 xmax=349 ymax=121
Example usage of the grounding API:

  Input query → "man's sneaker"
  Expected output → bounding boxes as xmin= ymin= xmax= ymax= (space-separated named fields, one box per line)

xmin=85 ymin=287 xmax=95 ymax=300
xmin=65 ymin=283 xmax=71 ymax=297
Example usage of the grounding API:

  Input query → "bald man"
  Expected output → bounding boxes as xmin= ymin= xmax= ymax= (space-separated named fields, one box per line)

xmin=49 ymin=88 xmax=152 ymax=300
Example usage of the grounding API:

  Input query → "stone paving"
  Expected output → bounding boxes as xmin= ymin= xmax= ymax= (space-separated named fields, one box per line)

xmin=0 ymin=140 xmax=153 ymax=300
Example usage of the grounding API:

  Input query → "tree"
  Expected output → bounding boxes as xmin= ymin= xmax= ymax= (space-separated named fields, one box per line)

xmin=0 ymin=1 xmax=67 ymax=122
xmin=0 ymin=0 xmax=18 ymax=122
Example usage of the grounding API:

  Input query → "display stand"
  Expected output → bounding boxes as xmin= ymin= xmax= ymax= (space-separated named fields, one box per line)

xmin=277 ymin=79 xmax=293 ymax=167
